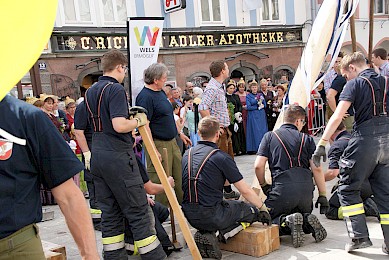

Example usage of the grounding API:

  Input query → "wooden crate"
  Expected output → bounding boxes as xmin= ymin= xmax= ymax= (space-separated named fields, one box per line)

xmin=42 ymin=240 xmax=66 ymax=260
xmin=219 ymin=223 xmax=279 ymax=257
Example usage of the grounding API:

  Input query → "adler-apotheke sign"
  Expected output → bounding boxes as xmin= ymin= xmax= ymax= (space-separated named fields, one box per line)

xmin=52 ymin=27 xmax=302 ymax=53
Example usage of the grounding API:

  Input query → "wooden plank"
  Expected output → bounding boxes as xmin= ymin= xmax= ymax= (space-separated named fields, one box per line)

xmin=219 ymin=223 xmax=279 ymax=257
xmin=138 ymin=126 xmax=201 ymax=259
xmin=161 ymin=148 xmax=182 ymax=250
xmin=42 ymin=240 xmax=66 ymax=260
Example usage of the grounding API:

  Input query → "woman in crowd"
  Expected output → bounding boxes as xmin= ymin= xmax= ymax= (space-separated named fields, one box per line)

xmin=270 ymin=84 xmax=286 ymax=127
xmin=259 ymin=78 xmax=275 ymax=130
xmin=180 ymin=96 xmax=200 ymax=146
xmin=65 ymin=97 xmax=77 ymax=142
xmin=226 ymin=79 xmax=246 ymax=155
xmin=172 ymin=101 xmax=185 ymax=154
xmin=246 ymin=80 xmax=268 ymax=154
xmin=236 ymin=78 xmax=248 ymax=135
xmin=40 ymin=94 xmax=64 ymax=134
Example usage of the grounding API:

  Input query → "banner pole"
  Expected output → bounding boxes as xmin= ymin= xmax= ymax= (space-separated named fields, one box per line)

xmin=127 ymin=19 xmax=132 ymax=105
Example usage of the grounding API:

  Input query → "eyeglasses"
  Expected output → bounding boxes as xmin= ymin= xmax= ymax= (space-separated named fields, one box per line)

xmin=121 ymin=65 xmax=128 ymax=73
xmin=299 ymin=119 xmax=306 ymax=126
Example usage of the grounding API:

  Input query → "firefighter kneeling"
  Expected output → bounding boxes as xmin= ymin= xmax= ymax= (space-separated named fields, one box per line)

xmin=181 ymin=116 xmax=271 ymax=259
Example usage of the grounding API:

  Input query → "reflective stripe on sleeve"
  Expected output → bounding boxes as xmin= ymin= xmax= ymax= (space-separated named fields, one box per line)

xmin=342 ymin=203 xmax=364 ymax=217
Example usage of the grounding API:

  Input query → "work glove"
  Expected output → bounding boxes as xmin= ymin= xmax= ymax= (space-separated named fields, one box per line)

xmin=313 ymin=139 xmax=327 ymax=167
xmin=234 ymin=123 xmax=239 ymax=132
xmin=315 ymin=195 xmax=329 ymax=214
xmin=257 ymin=204 xmax=272 ymax=225
xmin=129 ymin=106 xmax=148 ymax=128
xmin=129 ymin=106 xmax=148 ymax=115
xmin=83 ymin=151 xmax=91 ymax=170
xmin=132 ymin=113 xmax=148 ymax=128
xmin=260 ymin=183 xmax=272 ymax=196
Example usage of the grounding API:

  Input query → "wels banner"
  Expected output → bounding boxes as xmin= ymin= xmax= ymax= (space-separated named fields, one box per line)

xmin=129 ymin=17 xmax=164 ymax=104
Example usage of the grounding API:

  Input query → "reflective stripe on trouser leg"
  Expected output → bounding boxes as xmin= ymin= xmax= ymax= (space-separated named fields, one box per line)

xmin=221 ymin=222 xmax=250 ymax=241
xmin=102 ymin=233 xmax=125 ymax=251
xmin=125 ymin=243 xmax=138 ymax=255
xmin=341 ymin=204 xmax=366 ymax=239
xmin=341 ymin=203 xmax=365 ymax=217
xmin=90 ymin=208 xmax=102 ymax=219
xmin=134 ymin=235 xmax=160 ymax=254
xmin=381 ymin=214 xmax=389 ymax=225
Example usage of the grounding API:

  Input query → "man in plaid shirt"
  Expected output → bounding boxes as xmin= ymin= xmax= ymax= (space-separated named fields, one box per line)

xmin=199 ymin=60 xmax=240 ymax=200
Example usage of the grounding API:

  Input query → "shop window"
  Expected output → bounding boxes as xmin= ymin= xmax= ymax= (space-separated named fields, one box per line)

xmin=100 ymin=0 xmax=127 ymax=23
xmin=262 ymin=0 xmax=280 ymax=21
xmin=61 ymin=0 xmax=94 ymax=24
xmin=375 ymin=0 xmax=388 ymax=14
xmin=200 ymin=0 xmax=222 ymax=24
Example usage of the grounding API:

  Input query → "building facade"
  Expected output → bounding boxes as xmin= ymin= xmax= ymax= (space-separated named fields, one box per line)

xmin=18 ymin=0 xmax=389 ymax=99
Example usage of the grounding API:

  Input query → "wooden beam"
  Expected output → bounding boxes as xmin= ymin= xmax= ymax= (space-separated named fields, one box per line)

xmin=368 ymin=0 xmax=374 ymax=63
xmin=16 ymin=81 xmax=23 ymax=99
xmin=350 ymin=15 xmax=357 ymax=52
xmin=138 ymin=127 xmax=201 ymax=259
xmin=30 ymin=62 xmax=42 ymax=96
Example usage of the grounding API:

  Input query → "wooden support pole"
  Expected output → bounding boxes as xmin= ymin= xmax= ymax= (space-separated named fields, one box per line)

xmin=350 ymin=15 xmax=357 ymax=52
xmin=138 ymin=127 xmax=201 ymax=259
xmin=16 ymin=81 xmax=23 ymax=99
xmin=161 ymin=148 xmax=182 ymax=249
xmin=368 ymin=0 xmax=374 ymax=63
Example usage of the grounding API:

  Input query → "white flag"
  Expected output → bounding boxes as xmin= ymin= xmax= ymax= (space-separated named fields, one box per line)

xmin=243 ymin=0 xmax=262 ymax=11
xmin=128 ymin=17 xmax=164 ymax=105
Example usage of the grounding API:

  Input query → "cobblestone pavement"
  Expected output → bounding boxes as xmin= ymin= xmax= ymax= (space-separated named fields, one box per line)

xmin=38 ymin=149 xmax=388 ymax=259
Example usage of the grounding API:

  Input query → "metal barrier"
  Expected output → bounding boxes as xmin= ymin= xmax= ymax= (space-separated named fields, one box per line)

xmin=307 ymin=97 xmax=326 ymax=136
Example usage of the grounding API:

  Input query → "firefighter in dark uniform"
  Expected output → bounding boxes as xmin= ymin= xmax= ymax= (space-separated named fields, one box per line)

xmin=125 ymin=157 xmax=178 ymax=256
xmin=0 ymin=95 xmax=99 ymax=259
xmin=182 ymin=116 xmax=271 ymax=260
xmin=78 ymin=50 xmax=165 ymax=259
xmin=74 ymin=100 xmax=101 ymax=230
xmin=313 ymin=52 xmax=389 ymax=254
xmin=324 ymin=121 xmax=379 ymax=220
xmin=255 ymin=104 xmax=328 ymax=248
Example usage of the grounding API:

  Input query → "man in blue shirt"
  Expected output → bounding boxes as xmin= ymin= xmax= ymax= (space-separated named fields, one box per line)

xmin=136 ymin=63 xmax=191 ymax=207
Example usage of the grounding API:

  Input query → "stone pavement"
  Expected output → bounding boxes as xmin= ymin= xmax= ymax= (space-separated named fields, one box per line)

xmin=38 ymin=153 xmax=388 ymax=259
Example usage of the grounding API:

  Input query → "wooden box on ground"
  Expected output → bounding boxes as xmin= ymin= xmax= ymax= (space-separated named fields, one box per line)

xmin=42 ymin=240 xmax=66 ymax=260
xmin=219 ymin=223 xmax=279 ymax=257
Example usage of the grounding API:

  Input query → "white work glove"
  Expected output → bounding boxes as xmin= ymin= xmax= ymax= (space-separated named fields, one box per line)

xmin=234 ymin=123 xmax=239 ymax=132
xmin=83 ymin=151 xmax=91 ymax=170
xmin=131 ymin=113 xmax=148 ymax=128
xmin=234 ymin=112 xmax=243 ymax=123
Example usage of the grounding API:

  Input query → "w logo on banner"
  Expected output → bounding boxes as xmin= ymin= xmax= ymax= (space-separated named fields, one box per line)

xmin=134 ymin=26 xmax=160 ymax=46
